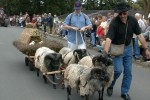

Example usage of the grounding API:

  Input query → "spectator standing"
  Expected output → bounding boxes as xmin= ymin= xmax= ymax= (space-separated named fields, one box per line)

xmin=26 ymin=14 xmax=30 ymax=24
xmin=95 ymin=14 xmax=102 ymax=45
xmin=59 ymin=22 xmax=68 ymax=38
xmin=19 ymin=15 xmax=24 ymax=27
xmin=16 ymin=15 xmax=19 ymax=26
xmin=90 ymin=18 xmax=97 ymax=47
xmin=32 ymin=14 xmax=37 ymax=28
xmin=43 ymin=13 xmax=48 ymax=33
xmin=133 ymin=13 xmax=146 ymax=60
xmin=143 ymin=17 xmax=150 ymax=41
xmin=47 ymin=13 xmax=53 ymax=34
xmin=10 ymin=16 xmax=13 ymax=26
xmin=104 ymin=3 xmax=150 ymax=100
xmin=36 ymin=15 xmax=42 ymax=29
xmin=63 ymin=1 xmax=92 ymax=50
xmin=53 ymin=14 xmax=59 ymax=35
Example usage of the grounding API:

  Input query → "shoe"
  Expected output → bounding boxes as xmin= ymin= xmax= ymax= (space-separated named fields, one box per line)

xmin=90 ymin=44 xmax=96 ymax=47
xmin=121 ymin=94 xmax=131 ymax=100
xmin=134 ymin=57 xmax=140 ymax=61
xmin=107 ymin=86 xmax=113 ymax=96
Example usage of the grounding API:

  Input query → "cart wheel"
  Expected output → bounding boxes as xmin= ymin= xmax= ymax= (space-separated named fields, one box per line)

xmin=25 ymin=57 xmax=29 ymax=66
xmin=43 ymin=75 xmax=47 ymax=83
xmin=29 ymin=61 xmax=34 ymax=71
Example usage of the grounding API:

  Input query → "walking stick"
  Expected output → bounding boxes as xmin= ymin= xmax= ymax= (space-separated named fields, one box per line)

xmin=76 ymin=30 xmax=78 ymax=49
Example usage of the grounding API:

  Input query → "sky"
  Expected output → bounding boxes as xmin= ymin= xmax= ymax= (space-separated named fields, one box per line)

xmin=132 ymin=0 xmax=137 ymax=2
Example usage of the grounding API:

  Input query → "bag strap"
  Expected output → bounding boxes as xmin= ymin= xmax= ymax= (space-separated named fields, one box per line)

xmin=124 ymin=21 xmax=128 ymax=44
xmin=69 ymin=12 xmax=87 ymax=25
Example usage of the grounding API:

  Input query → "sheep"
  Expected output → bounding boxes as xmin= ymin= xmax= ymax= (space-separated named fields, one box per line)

xmin=59 ymin=47 xmax=72 ymax=59
xmin=64 ymin=54 xmax=114 ymax=100
xmin=59 ymin=47 xmax=88 ymax=67
xmin=64 ymin=64 xmax=113 ymax=100
xmin=34 ymin=46 xmax=63 ymax=89
xmin=34 ymin=47 xmax=55 ymax=70
xmin=78 ymin=53 xmax=112 ymax=68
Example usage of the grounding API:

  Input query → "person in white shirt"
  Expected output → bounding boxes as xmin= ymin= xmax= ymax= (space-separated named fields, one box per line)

xmin=36 ymin=15 xmax=42 ymax=29
xmin=133 ymin=13 xmax=146 ymax=60
xmin=53 ymin=14 xmax=59 ymax=35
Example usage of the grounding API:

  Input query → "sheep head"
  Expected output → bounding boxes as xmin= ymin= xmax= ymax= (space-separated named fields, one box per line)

xmin=90 ymin=67 xmax=110 ymax=82
xmin=92 ymin=54 xmax=113 ymax=67
xmin=44 ymin=53 xmax=62 ymax=71
xmin=73 ymin=49 xmax=87 ymax=63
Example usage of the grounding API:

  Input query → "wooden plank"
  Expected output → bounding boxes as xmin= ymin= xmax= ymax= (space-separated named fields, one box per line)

xmin=43 ymin=70 xmax=65 ymax=75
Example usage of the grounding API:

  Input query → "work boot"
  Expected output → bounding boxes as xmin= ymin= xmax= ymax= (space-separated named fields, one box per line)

xmin=121 ymin=94 xmax=131 ymax=100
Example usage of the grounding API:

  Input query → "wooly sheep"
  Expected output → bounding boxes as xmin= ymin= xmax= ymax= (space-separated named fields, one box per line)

xmin=64 ymin=64 xmax=113 ymax=100
xmin=34 ymin=47 xmax=63 ymax=88
xmin=59 ymin=47 xmax=72 ymax=59
xmin=78 ymin=54 xmax=112 ymax=68
xmin=59 ymin=47 xmax=87 ymax=67
xmin=34 ymin=47 xmax=55 ymax=70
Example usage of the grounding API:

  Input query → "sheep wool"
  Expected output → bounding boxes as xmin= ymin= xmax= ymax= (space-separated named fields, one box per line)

xmin=79 ymin=68 xmax=102 ymax=96
xmin=64 ymin=64 xmax=87 ymax=89
xmin=63 ymin=51 xmax=76 ymax=65
xmin=34 ymin=47 xmax=55 ymax=73
xmin=101 ymin=65 xmax=114 ymax=88
xmin=78 ymin=56 xmax=93 ymax=68
xmin=59 ymin=47 xmax=72 ymax=59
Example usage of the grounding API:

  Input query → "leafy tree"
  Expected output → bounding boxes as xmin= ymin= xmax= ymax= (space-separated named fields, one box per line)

xmin=137 ymin=0 xmax=150 ymax=19
xmin=0 ymin=0 xmax=148 ymax=17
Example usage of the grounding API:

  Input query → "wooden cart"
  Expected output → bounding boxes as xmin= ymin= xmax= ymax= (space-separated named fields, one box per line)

xmin=13 ymin=28 xmax=64 ymax=88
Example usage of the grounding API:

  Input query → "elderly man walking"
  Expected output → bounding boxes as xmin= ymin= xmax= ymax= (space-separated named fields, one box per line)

xmin=104 ymin=2 xmax=150 ymax=100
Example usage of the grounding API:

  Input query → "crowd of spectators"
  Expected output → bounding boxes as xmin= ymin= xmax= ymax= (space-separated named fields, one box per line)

xmin=8 ymin=11 xmax=150 ymax=61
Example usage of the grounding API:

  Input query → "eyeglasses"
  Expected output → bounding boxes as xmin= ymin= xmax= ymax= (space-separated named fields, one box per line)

xmin=119 ymin=12 xmax=127 ymax=16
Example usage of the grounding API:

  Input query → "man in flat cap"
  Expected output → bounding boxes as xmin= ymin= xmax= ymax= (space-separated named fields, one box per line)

xmin=104 ymin=2 xmax=150 ymax=100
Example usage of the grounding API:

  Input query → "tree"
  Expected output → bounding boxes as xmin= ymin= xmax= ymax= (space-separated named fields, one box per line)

xmin=137 ymin=0 xmax=150 ymax=19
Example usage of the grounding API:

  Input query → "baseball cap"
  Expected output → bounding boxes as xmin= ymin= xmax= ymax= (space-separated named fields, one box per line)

xmin=74 ymin=1 xmax=82 ymax=9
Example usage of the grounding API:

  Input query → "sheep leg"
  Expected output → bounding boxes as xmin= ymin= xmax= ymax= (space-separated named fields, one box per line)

xmin=36 ymin=68 xmax=39 ymax=77
xmin=43 ymin=75 xmax=47 ymax=83
xmin=76 ymin=79 xmax=80 ymax=93
xmin=85 ymin=95 xmax=89 ymax=100
xmin=67 ymin=86 xmax=71 ymax=100
xmin=99 ymin=87 xmax=104 ymax=100
xmin=98 ymin=90 xmax=101 ymax=100
xmin=52 ymin=74 xmax=56 ymax=89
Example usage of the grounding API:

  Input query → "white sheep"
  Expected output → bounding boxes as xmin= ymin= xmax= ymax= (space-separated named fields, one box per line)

xmin=78 ymin=56 xmax=93 ymax=67
xmin=34 ymin=47 xmax=55 ymax=72
xmin=78 ymin=54 xmax=113 ymax=68
xmin=59 ymin=47 xmax=72 ymax=59
xmin=34 ymin=47 xmax=63 ymax=89
xmin=59 ymin=47 xmax=87 ymax=67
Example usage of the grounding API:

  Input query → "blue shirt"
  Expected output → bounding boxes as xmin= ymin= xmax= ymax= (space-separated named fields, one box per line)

xmin=64 ymin=12 xmax=92 ymax=44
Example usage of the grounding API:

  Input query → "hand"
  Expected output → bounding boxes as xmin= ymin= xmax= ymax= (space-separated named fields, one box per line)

xmin=80 ymin=27 xmax=86 ymax=32
xmin=145 ymin=49 xmax=150 ymax=59
xmin=71 ymin=26 xmax=80 ymax=31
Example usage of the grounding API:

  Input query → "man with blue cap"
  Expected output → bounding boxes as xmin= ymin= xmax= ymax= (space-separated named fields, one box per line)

xmin=104 ymin=2 xmax=150 ymax=100
xmin=63 ymin=1 xmax=92 ymax=50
